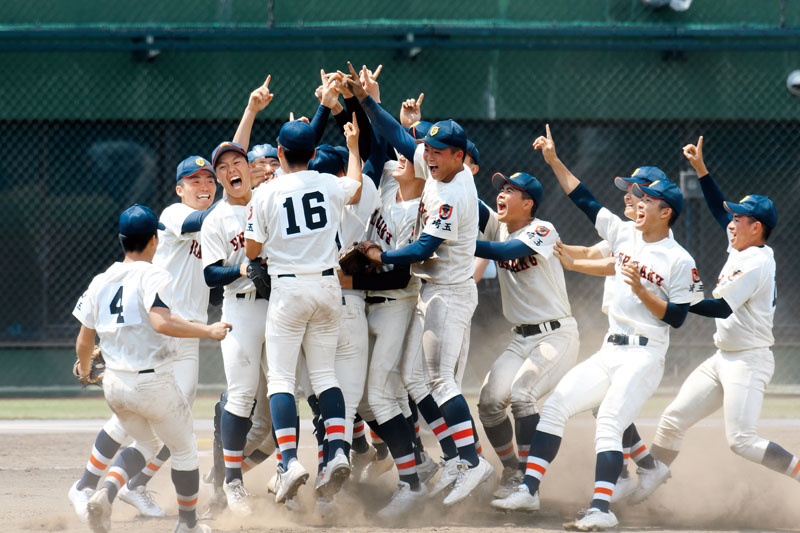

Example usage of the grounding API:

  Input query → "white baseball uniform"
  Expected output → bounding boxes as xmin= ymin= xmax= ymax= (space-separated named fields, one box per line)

xmin=245 ymin=169 xmax=360 ymax=396
xmin=537 ymin=207 xmax=702 ymax=453
xmin=654 ymin=229 xmax=778 ymax=462
xmin=402 ymin=143 xmax=478 ymax=407
xmin=478 ymin=210 xmax=580 ymax=427
xmin=73 ymin=261 xmax=197 ymax=470
xmin=202 ymin=199 xmax=268 ymax=418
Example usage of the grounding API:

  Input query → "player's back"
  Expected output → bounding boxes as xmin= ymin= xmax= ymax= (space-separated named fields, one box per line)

xmin=74 ymin=261 xmax=175 ymax=372
xmin=253 ymin=169 xmax=359 ymax=275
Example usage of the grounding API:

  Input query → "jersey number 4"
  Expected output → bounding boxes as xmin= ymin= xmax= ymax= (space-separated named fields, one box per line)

xmin=281 ymin=191 xmax=329 ymax=237
xmin=110 ymin=286 xmax=125 ymax=323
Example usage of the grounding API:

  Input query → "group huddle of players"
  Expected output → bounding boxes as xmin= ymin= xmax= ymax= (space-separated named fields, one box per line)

xmin=68 ymin=62 xmax=797 ymax=533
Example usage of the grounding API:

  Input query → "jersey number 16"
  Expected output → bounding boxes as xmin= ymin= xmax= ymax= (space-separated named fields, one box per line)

xmin=281 ymin=191 xmax=329 ymax=237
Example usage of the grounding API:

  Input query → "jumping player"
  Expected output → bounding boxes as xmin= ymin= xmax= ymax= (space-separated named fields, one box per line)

xmin=491 ymin=125 xmax=701 ymax=531
xmin=75 ymin=204 xmax=230 ymax=533
xmin=632 ymin=137 xmax=797 ymax=502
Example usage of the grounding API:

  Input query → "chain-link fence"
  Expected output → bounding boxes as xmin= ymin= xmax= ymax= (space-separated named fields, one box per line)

xmin=2 ymin=0 xmax=799 ymax=395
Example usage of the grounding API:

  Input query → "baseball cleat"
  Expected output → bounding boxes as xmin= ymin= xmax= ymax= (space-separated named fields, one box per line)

xmin=563 ymin=508 xmax=618 ymax=531
xmin=493 ymin=467 xmax=524 ymax=499
xmin=118 ymin=484 xmax=166 ymax=517
xmin=416 ymin=451 xmax=440 ymax=485
xmin=443 ymin=456 xmax=494 ymax=506
xmin=68 ymin=481 xmax=94 ymax=523
xmin=86 ymin=487 xmax=112 ymax=533
xmin=428 ymin=456 xmax=460 ymax=495
xmin=313 ymin=467 xmax=326 ymax=492
xmin=173 ymin=520 xmax=212 ymax=533
xmin=350 ymin=446 xmax=376 ymax=481
xmin=223 ymin=478 xmax=252 ymax=516
xmin=316 ymin=450 xmax=351 ymax=497
xmin=628 ymin=459 xmax=670 ymax=504
xmin=490 ymin=483 xmax=540 ymax=512
xmin=377 ymin=481 xmax=429 ymax=519
xmin=267 ymin=471 xmax=279 ymax=495
xmin=275 ymin=459 xmax=309 ymax=504
xmin=610 ymin=471 xmax=635 ymax=503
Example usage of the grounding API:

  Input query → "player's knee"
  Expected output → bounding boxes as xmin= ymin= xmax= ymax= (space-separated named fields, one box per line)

xmin=132 ymin=440 xmax=161 ymax=462
xmin=478 ymin=388 xmax=507 ymax=427
xmin=102 ymin=417 xmax=128 ymax=444
xmin=224 ymin=394 xmax=255 ymax=419
xmin=170 ymin=446 xmax=200 ymax=471
xmin=509 ymin=398 xmax=538 ymax=421
xmin=727 ymin=431 xmax=760 ymax=459
xmin=538 ymin=395 xmax=570 ymax=429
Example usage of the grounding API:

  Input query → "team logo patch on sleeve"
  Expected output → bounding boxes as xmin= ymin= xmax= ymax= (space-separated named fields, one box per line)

xmin=248 ymin=206 xmax=253 ymax=220
xmin=692 ymin=268 xmax=701 ymax=283
xmin=439 ymin=204 xmax=453 ymax=219
xmin=534 ymin=225 xmax=550 ymax=237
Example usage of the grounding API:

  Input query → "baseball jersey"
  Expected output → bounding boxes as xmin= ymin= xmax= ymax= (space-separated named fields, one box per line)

xmin=595 ymin=208 xmax=702 ymax=344
xmin=711 ymin=230 xmax=775 ymax=351
xmin=201 ymin=199 xmax=254 ymax=299
xmin=152 ymin=203 xmax=209 ymax=323
xmin=411 ymin=143 xmax=478 ymax=284
xmin=245 ymin=170 xmax=360 ymax=275
xmin=481 ymin=210 xmax=571 ymax=326
xmin=367 ymin=161 xmax=422 ymax=300
xmin=73 ymin=261 xmax=176 ymax=372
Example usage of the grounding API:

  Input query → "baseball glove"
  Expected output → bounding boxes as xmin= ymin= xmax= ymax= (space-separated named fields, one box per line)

xmin=246 ymin=259 xmax=271 ymax=300
xmin=338 ymin=241 xmax=382 ymax=275
xmin=73 ymin=345 xmax=105 ymax=387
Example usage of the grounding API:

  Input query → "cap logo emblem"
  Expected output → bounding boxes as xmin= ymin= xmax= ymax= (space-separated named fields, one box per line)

xmin=430 ymin=126 xmax=440 ymax=136
xmin=650 ymin=180 xmax=660 ymax=187
xmin=741 ymin=195 xmax=751 ymax=202
xmin=632 ymin=168 xmax=641 ymax=176
xmin=195 ymin=157 xmax=206 ymax=166
xmin=511 ymin=172 xmax=521 ymax=178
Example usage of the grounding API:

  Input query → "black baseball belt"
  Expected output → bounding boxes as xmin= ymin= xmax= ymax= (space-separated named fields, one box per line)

xmin=514 ymin=320 xmax=561 ymax=337
xmin=606 ymin=333 xmax=649 ymax=346
xmin=365 ymin=296 xmax=396 ymax=305
xmin=277 ymin=268 xmax=335 ymax=279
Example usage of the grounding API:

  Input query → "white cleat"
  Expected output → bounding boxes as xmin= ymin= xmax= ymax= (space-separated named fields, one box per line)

xmin=628 ymin=459 xmax=671 ymax=504
xmin=275 ymin=459 xmax=309 ymax=504
xmin=610 ymin=472 xmax=635 ymax=503
xmin=267 ymin=471 xmax=279 ymax=495
xmin=428 ymin=456 xmax=460 ymax=495
xmin=563 ymin=508 xmax=618 ymax=531
xmin=223 ymin=479 xmax=252 ymax=516
xmin=416 ymin=452 xmax=440 ymax=485
xmin=316 ymin=450 xmax=351 ymax=497
xmin=86 ymin=487 xmax=112 ymax=533
xmin=68 ymin=481 xmax=94 ymax=523
xmin=173 ymin=521 xmax=212 ymax=533
xmin=377 ymin=481 xmax=428 ymax=519
xmin=490 ymin=483 xmax=540 ymax=512
xmin=493 ymin=467 xmax=524 ymax=499
xmin=118 ymin=484 xmax=166 ymax=518
xmin=313 ymin=467 xmax=326 ymax=492
xmin=443 ymin=456 xmax=494 ymax=506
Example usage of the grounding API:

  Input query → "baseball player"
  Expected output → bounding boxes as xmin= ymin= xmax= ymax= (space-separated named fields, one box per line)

xmin=248 ymin=143 xmax=281 ymax=187
xmin=244 ymin=114 xmax=363 ymax=503
xmin=68 ymin=156 xmax=218 ymax=521
xmin=631 ymin=137 xmax=797 ymax=503
xmin=491 ymin=125 xmax=701 ymax=531
xmin=345 ymin=66 xmax=494 ymax=506
xmin=472 ymin=172 xmax=580 ymax=504
xmin=75 ymin=204 xmax=230 ymax=533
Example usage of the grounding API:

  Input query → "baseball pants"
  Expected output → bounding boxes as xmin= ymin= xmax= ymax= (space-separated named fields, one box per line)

xmin=266 ymin=274 xmax=341 ymax=396
xmin=244 ymin=361 xmax=276 ymax=457
xmin=221 ymin=294 xmax=269 ymax=418
xmin=366 ymin=296 xmax=418 ymax=425
xmin=103 ymin=366 xmax=198 ymax=470
xmin=402 ymin=279 xmax=478 ymax=406
xmin=334 ymin=293 xmax=369 ymax=442
xmin=654 ymin=347 xmax=775 ymax=462
xmin=479 ymin=318 xmax=580 ymax=427
xmin=537 ymin=337 xmax=667 ymax=453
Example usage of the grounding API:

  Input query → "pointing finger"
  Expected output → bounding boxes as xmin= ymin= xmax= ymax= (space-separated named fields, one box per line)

xmin=264 ymin=74 xmax=271 ymax=88
xmin=545 ymin=123 xmax=552 ymax=140
xmin=373 ymin=64 xmax=383 ymax=79
xmin=289 ymin=111 xmax=295 ymax=121
xmin=697 ymin=135 xmax=704 ymax=151
xmin=417 ymin=93 xmax=425 ymax=107
xmin=347 ymin=61 xmax=359 ymax=78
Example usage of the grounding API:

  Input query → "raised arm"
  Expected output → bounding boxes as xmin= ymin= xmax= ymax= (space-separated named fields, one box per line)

xmin=683 ymin=136 xmax=730 ymax=232
xmin=233 ymin=75 xmax=273 ymax=151
xmin=343 ymin=112 xmax=364 ymax=205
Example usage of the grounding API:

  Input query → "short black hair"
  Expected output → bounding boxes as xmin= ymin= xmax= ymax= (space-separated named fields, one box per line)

xmin=521 ymin=191 xmax=537 ymax=219
xmin=119 ymin=232 xmax=156 ymax=253
xmin=283 ymin=148 xmax=315 ymax=166
xmin=449 ymin=146 xmax=466 ymax=163
xmin=659 ymin=200 xmax=679 ymax=227
xmin=760 ymin=221 xmax=772 ymax=242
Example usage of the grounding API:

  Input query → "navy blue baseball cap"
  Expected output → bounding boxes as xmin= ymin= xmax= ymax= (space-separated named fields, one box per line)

xmin=119 ymin=204 xmax=164 ymax=237
xmin=176 ymin=156 xmax=215 ymax=182
xmin=408 ymin=120 xmax=433 ymax=142
xmin=309 ymin=144 xmax=347 ymax=175
xmin=423 ymin=119 xmax=467 ymax=153
xmin=466 ymin=140 xmax=480 ymax=165
xmin=211 ymin=142 xmax=247 ymax=167
xmin=614 ymin=166 xmax=668 ymax=192
xmin=277 ymin=120 xmax=316 ymax=152
xmin=724 ymin=194 xmax=778 ymax=229
xmin=248 ymin=143 xmax=279 ymax=163
xmin=492 ymin=172 xmax=543 ymax=206
xmin=632 ymin=179 xmax=684 ymax=215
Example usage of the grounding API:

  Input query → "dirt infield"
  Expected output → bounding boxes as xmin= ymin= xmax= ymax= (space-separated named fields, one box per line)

xmin=2 ymin=414 xmax=799 ymax=533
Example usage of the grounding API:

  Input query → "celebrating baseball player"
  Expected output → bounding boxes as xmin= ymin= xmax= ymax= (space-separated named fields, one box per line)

xmin=68 ymin=156 xmax=219 ymax=521
xmin=632 ymin=137 xmax=798 ymax=501
xmin=74 ymin=204 xmax=230 ymax=533
xmin=490 ymin=125 xmax=702 ymax=531
xmin=471 ymin=171 xmax=580 ymax=507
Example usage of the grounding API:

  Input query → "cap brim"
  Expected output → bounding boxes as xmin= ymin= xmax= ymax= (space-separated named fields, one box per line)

xmin=615 ymin=176 xmax=649 ymax=192
xmin=723 ymin=201 xmax=752 ymax=216
xmin=632 ymin=183 xmax=652 ymax=199
xmin=491 ymin=172 xmax=524 ymax=192
xmin=423 ymin=137 xmax=450 ymax=149
xmin=180 ymin=166 xmax=216 ymax=180
xmin=214 ymin=145 xmax=247 ymax=166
